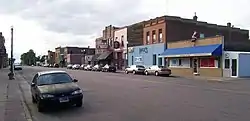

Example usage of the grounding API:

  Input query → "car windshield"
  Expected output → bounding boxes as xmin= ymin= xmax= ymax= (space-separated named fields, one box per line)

xmin=37 ymin=73 xmax=73 ymax=86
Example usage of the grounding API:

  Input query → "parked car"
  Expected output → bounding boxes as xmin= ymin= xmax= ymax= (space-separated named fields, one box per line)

xmin=144 ymin=65 xmax=171 ymax=76
xmin=30 ymin=70 xmax=84 ymax=112
xmin=92 ymin=64 xmax=102 ymax=71
xmin=84 ymin=65 xmax=92 ymax=71
xmin=125 ymin=65 xmax=146 ymax=74
xmin=54 ymin=64 xmax=59 ymax=68
xmin=67 ymin=64 xmax=73 ymax=69
xmin=80 ymin=64 xmax=86 ymax=70
xmin=49 ymin=64 xmax=53 ymax=68
xmin=72 ymin=64 xmax=81 ymax=70
xmin=102 ymin=64 xmax=116 ymax=72
xmin=43 ymin=64 xmax=49 ymax=67
xmin=14 ymin=63 xmax=22 ymax=70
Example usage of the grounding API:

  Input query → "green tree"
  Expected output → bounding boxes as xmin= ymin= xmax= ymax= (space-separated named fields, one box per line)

xmin=40 ymin=55 xmax=46 ymax=63
xmin=20 ymin=49 xmax=36 ymax=66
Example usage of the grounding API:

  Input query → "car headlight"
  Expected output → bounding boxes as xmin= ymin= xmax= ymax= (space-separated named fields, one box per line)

xmin=72 ymin=89 xmax=83 ymax=95
xmin=40 ymin=94 xmax=54 ymax=99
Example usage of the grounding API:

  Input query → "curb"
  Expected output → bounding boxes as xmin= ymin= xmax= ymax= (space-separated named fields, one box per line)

xmin=16 ymin=74 xmax=34 ymax=121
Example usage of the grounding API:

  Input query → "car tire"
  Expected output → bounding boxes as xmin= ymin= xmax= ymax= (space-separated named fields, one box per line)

xmin=133 ymin=70 xmax=136 ymax=75
xmin=37 ymin=101 xmax=45 ymax=112
xmin=76 ymin=101 xmax=83 ymax=107
xmin=155 ymin=71 xmax=159 ymax=76
xmin=125 ymin=70 xmax=129 ymax=74
xmin=32 ymin=96 xmax=37 ymax=103
xmin=145 ymin=71 xmax=148 ymax=75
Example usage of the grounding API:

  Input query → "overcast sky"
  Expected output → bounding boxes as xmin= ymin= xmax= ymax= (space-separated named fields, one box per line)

xmin=0 ymin=0 xmax=249 ymax=62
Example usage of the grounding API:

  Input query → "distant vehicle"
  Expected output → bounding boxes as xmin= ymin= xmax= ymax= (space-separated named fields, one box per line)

xmin=54 ymin=64 xmax=59 ymax=68
xmin=67 ymin=64 xmax=73 ymax=69
xmin=30 ymin=71 xmax=83 ymax=112
xmin=144 ymin=65 xmax=171 ymax=76
xmin=80 ymin=64 xmax=86 ymax=70
xmin=84 ymin=65 xmax=92 ymax=71
xmin=14 ymin=64 xmax=22 ymax=70
xmin=43 ymin=64 xmax=49 ymax=67
xmin=92 ymin=64 xmax=102 ymax=71
xmin=125 ymin=65 xmax=146 ymax=74
xmin=72 ymin=64 xmax=81 ymax=70
xmin=102 ymin=64 xmax=116 ymax=72
xmin=49 ymin=64 xmax=53 ymax=67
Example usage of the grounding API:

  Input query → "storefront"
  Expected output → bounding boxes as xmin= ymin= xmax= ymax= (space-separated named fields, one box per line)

xmin=223 ymin=51 xmax=250 ymax=78
xmin=128 ymin=43 xmax=166 ymax=68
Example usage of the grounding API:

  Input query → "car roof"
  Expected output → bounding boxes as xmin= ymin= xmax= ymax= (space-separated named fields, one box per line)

xmin=38 ymin=70 xmax=67 ymax=76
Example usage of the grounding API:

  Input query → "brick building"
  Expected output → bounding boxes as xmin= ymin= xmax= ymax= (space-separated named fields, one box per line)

xmin=0 ymin=32 xmax=8 ymax=68
xmin=143 ymin=15 xmax=249 ymax=51
xmin=47 ymin=50 xmax=55 ymax=65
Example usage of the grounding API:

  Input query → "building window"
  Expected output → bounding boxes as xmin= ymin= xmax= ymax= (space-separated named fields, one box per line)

xmin=158 ymin=58 xmax=162 ymax=66
xmin=200 ymin=57 xmax=217 ymax=68
xmin=146 ymin=31 xmax=150 ymax=44
xmin=159 ymin=29 xmax=163 ymax=42
xmin=131 ymin=56 xmax=134 ymax=65
xmin=224 ymin=59 xmax=230 ymax=69
xmin=152 ymin=30 xmax=156 ymax=43
xmin=121 ymin=35 xmax=124 ymax=47
xmin=169 ymin=58 xmax=190 ymax=68
xmin=153 ymin=54 xmax=157 ymax=65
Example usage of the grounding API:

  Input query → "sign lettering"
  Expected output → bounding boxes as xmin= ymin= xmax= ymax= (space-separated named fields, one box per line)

xmin=139 ymin=47 xmax=148 ymax=54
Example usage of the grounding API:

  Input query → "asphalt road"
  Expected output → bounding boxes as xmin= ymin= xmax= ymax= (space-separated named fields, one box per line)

xmin=16 ymin=66 xmax=250 ymax=121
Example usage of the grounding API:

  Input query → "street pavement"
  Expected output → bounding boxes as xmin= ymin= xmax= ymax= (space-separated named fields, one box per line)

xmin=15 ymin=66 xmax=250 ymax=121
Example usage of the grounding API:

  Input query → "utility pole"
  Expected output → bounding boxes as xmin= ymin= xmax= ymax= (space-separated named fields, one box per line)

xmin=8 ymin=26 xmax=14 ymax=80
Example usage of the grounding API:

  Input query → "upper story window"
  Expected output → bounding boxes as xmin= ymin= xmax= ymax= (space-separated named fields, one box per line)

xmin=146 ymin=31 xmax=150 ymax=44
xmin=121 ymin=35 xmax=124 ymax=47
xmin=152 ymin=30 xmax=156 ymax=43
xmin=159 ymin=29 xmax=163 ymax=43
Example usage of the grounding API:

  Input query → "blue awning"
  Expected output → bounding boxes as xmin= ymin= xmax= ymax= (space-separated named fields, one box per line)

xmin=160 ymin=44 xmax=222 ymax=57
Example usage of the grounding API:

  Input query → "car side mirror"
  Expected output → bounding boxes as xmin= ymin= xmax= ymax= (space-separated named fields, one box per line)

xmin=31 ymin=83 xmax=36 ymax=87
xmin=73 ymin=79 xmax=78 ymax=82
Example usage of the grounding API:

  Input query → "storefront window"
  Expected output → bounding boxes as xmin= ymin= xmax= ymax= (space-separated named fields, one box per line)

xmin=169 ymin=58 xmax=190 ymax=68
xmin=153 ymin=54 xmax=157 ymax=65
xmin=224 ymin=59 xmax=230 ymax=69
xmin=200 ymin=57 xmax=216 ymax=67
xmin=158 ymin=58 xmax=162 ymax=66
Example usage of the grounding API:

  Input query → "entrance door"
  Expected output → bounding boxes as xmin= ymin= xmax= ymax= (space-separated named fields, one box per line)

xmin=193 ymin=58 xmax=198 ymax=74
xmin=231 ymin=59 xmax=237 ymax=77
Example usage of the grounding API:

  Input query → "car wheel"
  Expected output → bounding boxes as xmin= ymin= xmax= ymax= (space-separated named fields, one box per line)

xmin=32 ymin=95 xmax=37 ymax=103
xmin=155 ymin=71 xmax=159 ymax=76
xmin=145 ymin=71 xmax=148 ymax=75
xmin=133 ymin=70 xmax=136 ymax=75
xmin=37 ymin=101 xmax=45 ymax=112
xmin=125 ymin=70 xmax=129 ymax=74
xmin=76 ymin=101 xmax=83 ymax=107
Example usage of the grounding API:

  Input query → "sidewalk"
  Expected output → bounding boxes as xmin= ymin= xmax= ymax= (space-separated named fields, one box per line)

xmin=0 ymin=69 xmax=29 ymax=121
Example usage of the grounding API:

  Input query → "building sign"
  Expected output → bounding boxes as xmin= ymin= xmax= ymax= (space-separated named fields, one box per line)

xmin=139 ymin=47 xmax=148 ymax=54
xmin=225 ymin=53 xmax=230 ymax=59
xmin=135 ymin=57 xmax=142 ymax=62
xmin=114 ymin=41 xmax=120 ymax=49
xmin=128 ymin=47 xmax=134 ymax=53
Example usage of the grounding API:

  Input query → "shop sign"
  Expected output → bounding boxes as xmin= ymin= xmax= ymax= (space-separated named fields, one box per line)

xmin=139 ymin=47 xmax=148 ymax=54
xmin=128 ymin=47 xmax=134 ymax=53
xmin=135 ymin=57 xmax=142 ymax=62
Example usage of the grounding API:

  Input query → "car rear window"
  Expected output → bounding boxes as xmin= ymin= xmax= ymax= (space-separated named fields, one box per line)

xmin=158 ymin=66 xmax=164 ymax=68
xmin=136 ymin=65 xmax=145 ymax=68
xmin=37 ymin=73 xmax=73 ymax=86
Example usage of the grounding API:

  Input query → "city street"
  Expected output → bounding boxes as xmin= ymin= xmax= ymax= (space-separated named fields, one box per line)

xmin=16 ymin=66 xmax=250 ymax=121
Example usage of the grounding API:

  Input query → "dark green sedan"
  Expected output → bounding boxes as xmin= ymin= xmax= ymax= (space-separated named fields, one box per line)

xmin=30 ymin=70 xmax=84 ymax=112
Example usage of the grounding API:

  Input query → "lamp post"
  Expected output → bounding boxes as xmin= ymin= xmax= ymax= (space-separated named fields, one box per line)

xmin=126 ymin=41 xmax=129 ymax=67
xmin=8 ymin=26 xmax=14 ymax=80
xmin=81 ymin=49 xmax=86 ymax=65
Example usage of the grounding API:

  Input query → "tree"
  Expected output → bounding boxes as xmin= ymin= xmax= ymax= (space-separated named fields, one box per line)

xmin=40 ymin=55 xmax=46 ymax=63
xmin=20 ymin=49 xmax=36 ymax=66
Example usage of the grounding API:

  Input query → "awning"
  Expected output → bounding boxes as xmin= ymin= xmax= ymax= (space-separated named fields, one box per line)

xmin=97 ymin=51 xmax=112 ymax=60
xmin=159 ymin=44 xmax=222 ymax=57
xmin=91 ymin=54 xmax=101 ymax=61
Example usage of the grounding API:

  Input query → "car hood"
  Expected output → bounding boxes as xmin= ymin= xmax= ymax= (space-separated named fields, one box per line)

xmin=38 ymin=83 xmax=80 ymax=94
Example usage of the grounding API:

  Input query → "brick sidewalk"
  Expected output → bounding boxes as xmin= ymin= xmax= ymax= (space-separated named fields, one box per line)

xmin=0 ymin=69 xmax=28 ymax=121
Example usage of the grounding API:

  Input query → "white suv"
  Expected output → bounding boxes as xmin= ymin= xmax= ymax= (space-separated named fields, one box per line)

xmin=125 ymin=65 xmax=146 ymax=74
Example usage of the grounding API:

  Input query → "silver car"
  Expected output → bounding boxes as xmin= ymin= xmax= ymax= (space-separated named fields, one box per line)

xmin=125 ymin=65 xmax=146 ymax=74
xmin=144 ymin=65 xmax=171 ymax=76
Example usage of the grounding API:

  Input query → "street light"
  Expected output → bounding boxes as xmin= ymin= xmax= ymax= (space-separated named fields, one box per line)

xmin=126 ymin=41 xmax=129 ymax=67
xmin=81 ymin=49 xmax=86 ymax=65
xmin=8 ymin=26 xmax=14 ymax=80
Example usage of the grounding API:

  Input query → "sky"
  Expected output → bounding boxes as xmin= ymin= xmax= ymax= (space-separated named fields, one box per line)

xmin=0 ymin=0 xmax=250 ymax=62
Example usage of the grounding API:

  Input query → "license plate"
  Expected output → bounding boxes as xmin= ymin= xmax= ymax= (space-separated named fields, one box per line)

xmin=59 ymin=97 xmax=69 ymax=103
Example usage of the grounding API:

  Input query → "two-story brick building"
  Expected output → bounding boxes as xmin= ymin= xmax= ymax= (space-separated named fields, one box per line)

xmin=47 ymin=50 xmax=55 ymax=65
